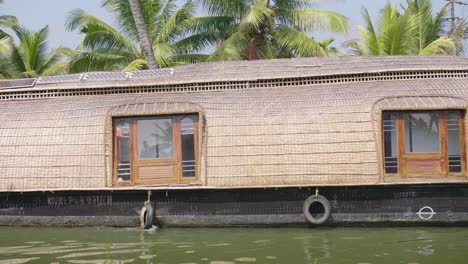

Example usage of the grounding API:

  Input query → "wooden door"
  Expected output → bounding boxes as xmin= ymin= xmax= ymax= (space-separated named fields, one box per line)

xmin=399 ymin=112 xmax=447 ymax=177
xmin=132 ymin=117 xmax=179 ymax=185
xmin=114 ymin=114 xmax=200 ymax=186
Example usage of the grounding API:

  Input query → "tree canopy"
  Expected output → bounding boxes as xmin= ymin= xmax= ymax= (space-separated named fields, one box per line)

xmin=0 ymin=18 xmax=71 ymax=79
xmin=345 ymin=0 xmax=458 ymax=56
xmin=66 ymin=0 xmax=219 ymax=71
xmin=0 ymin=0 xmax=467 ymax=79
xmin=198 ymin=0 xmax=348 ymax=61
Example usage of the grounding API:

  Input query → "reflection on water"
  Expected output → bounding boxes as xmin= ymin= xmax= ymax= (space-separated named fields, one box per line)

xmin=0 ymin=227 xmax=467 ymax=264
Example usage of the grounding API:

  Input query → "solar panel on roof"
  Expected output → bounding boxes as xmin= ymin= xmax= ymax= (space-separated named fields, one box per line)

xmin=84 ymin=72 xmax=128 ymax=81
xmin=2 ymin=68 xmax=174 ymax=89
xmin=0 ymin=78 xmax=36 ymax=89
xmin=130 ymin=68 xmax=174 ymax=79
xmin=36 ymin=74 xmax=83 ymax=84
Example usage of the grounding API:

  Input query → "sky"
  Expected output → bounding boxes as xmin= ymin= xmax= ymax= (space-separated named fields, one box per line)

xmin=1 ymin=0 xmax=466 ymax=54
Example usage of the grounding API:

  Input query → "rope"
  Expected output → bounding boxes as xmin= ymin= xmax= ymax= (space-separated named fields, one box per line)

xmin=144 ymin=190 xmax=152 ymax=206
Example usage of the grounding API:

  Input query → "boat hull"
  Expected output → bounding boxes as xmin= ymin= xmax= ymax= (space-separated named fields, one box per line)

xmin=1 ymin=184 xmax=468 ymax=227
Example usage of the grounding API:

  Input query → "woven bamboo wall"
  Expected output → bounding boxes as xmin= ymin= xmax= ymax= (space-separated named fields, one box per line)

xmin=0 ymin=57 xmax=467 ymax=191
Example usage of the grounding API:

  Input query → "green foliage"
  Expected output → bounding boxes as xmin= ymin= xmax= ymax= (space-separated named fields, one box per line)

xmin=346 ymin=0 xmax=458 ymax=56
xmin=0 ymin=18 xmax=70 ymax=79
xmin=66 ymin=0 xmax=218 ymax=71
xmin=197 ymin=0 xmax=348 ymax=60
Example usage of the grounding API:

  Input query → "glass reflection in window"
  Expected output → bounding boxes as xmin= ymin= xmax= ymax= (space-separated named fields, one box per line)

xmin=404 ymin=113 xmax=440 ymax=153
xmin=447 ymin=112 xmax=462 ymax=172
xmin=181 ymin=117 xmax=196 ymax=177
xmin=383 ymin=113 xmax=398 ymax=173
xmin=137 ymin=118 xmax=174 ymax=159
xmin=116 ymin=121 xmax=131 ymax=181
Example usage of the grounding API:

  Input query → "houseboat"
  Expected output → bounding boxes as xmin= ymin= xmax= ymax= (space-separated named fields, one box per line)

xmin=0 ymin=56 xmax=468 ymax=227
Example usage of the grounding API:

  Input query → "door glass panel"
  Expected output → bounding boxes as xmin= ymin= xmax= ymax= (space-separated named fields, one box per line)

xmin=137 ymin=118 xmax=173 ymax=159
xmin=181 ymin=117 xmax=196 ymax=177
xmin=447 ymin=111 xmax=462 ymax=172
xmin=404 ymin=113 xmax=440 ymax=153
xmin=115 ymin=120 xmax=131 ymax=182
xmin=383 ymin=112 xmax=398 ymax=173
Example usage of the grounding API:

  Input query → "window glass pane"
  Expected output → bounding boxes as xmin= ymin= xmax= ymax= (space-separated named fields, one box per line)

xmin=404 ymin=113 xmax=440 ymax=153
xmin=383 ymin=113 xmax=398 ymax=173
xmin=137 ymin=118 xmax=173 ymax=159
xmin=116 ymin=120 xmax=131 ymax=182
xmin=181 ymin=117 xmax=196 ymax=177
xmin=447 ymin=111 xmax=462 ymax=172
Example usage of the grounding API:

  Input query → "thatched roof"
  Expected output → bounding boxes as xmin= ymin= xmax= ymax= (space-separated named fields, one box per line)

xmin=0 ymin=56 xmax=467 ymax=192
xmin=0 ymin=55 xmax=467 ymax=93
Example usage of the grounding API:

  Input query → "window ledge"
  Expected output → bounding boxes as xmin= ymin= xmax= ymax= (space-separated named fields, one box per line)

xmin=385 ymin=176 xmax=468 ymax=184
xmin=114 ymin=182 xmax=202 ymax=188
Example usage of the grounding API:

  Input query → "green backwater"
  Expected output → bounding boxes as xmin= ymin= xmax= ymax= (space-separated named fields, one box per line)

xmin=0 ymin=227 xmax=467 ymax=264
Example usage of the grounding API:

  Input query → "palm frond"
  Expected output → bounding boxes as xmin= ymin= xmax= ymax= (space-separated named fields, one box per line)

xmin=255 ymin=39 xmax=275 ymax=59
xmin=196 ymin=0 xmax=248 ymax=18
xmin=10 ymin=26 xmax=50 ymax=74
xmin=239 ymin=1 xmax=274 ymax=33
xmin=153 ymin=0 xmax=175 ymax=37
xmin=172 ymin=54 xmax=210 ymax=64
xmin=208 ymin=31 xmax=248 ymax=61
xmin=123 ymin=58 xmax=148 ymax=71
xmin=154 ymin=0 xmax=195 ymax=43
xmin=181 ymin=16 xmax=237 ymax=42
xmin=153 ymin=42 xmax=175 ymax=67
xmin=40 ymin=61 xmax=69 ymax=76
xmin=0 ymin=15 xmax=18 ymax=40
xmin=173 ymin=32 xmax=218 ymax=54
xmin=0 ymin=35 xmax=12 ymax=56
xmin=0 ymin=15 xmax=18 ymax=30
xmin=38 ymin=47 xmax=74 ymax=75
xmin=419 ymin=36 xmax=456 ymax=55
xmin=318 ymin=38 xmax=338 ymax=56
xmin=66 ymin=9 xmax=139 ymax=55
xmin=360 ymin=8 xmax=381 ymax=55
xmin=343 ymin=39 xmax=365 ymax=56
xmin=103 ymin=0 xmax=161 ymax=42
xmin=287 ymin=9 xmax=347 ymax=33
xmin=68 ymin=49 xmax=129 ymax=73
xmin=379 ymin=2 xmax=399 ymax=35
xmin=273 ymin=26 xmax=326 ymax=57
xmin=10 ymin=45 xmax=29 ymax=76
xmin=382 ymin=13 xmax=416 ymax=55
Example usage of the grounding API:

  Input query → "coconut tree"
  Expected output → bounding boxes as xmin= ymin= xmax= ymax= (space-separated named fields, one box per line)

xmin=0 ymin=36 xmax=13 ymax=79
xmin=4 ymin=25 xmax=73 ymax=78
xmin=128 ymin=0 xmax=158 ymax=69
xmin=0 ymin=15 xmax=16 ymax=38
xmin=345 ymin=0 xmax=457 ymax=56
xmin=0 ymin=15 xmax=16 ymax=78
xmin=197 ymin=0 xmax=348 ymax=61
xmin=66 ymin=0 xmax=218 ymax=72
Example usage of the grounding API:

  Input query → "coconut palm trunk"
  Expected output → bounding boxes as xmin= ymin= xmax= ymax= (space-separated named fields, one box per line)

xmin=128 ymin=0 xmax=158 ymax=69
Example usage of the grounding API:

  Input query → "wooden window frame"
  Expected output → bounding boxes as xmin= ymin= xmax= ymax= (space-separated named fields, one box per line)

xmin=382 ymin=110 xmax=466 ymax=178
xmin=113 ymin=114 xmax=199 ymax=186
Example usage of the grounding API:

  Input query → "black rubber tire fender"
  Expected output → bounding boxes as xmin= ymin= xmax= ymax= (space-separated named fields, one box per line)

xmin=302 ymin=195 xmax=331 ymax=225
xmin=140 ymin=203 xmax=155 ymax=229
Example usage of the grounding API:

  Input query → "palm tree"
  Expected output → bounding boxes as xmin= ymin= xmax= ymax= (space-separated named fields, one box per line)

xmin=66 ymin=0 xmax=216 ymax=72
xmin=345 ymin=0 xmax=457 ymax=56
xmin=198 ymin=0 xmax=348 ymax=61
xmin=0 ymin=15 xmax=16 ymax=39
xmin=0 ymin=15 xmax=16 ymax=78
xmin=3 ymin=25 xmax=72 ymax=78
xmin=128 ymin=0 xmax=158 ymax=69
